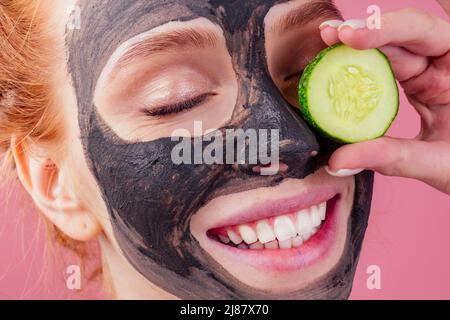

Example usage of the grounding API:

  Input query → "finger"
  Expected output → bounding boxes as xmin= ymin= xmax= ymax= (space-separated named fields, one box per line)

xmin=327 ymin=137 xmax=450 ymax=194
xmin=424 ymin=88 xmax=450 ymax=106
xmin=407 ymin=83 xmax=450 ymax=106
xmin=319 ymin=20 xmax=342 ymax=46
xmin=378 ymin=45 xmax=429 ymax=82
xmin=320 ymin=27 xmax=340 ymax=46
xmin=336 ymin=8 xmax=450 ymax=56
xmin=318 ymin=22 xmax=430 ymax=82
xmin=405 ymin=96 xmax=434 ymax=133
xmin=437 ymin=0 xmax=450 ymax=17
xmin=400 ymin=51 xmax=450 ymax=105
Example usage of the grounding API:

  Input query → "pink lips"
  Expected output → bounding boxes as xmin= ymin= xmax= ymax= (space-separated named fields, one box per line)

xmin=207 ymin=195 xmax=341 ymax=272
xmin=207 ymin=186 xmax=338 ymax=231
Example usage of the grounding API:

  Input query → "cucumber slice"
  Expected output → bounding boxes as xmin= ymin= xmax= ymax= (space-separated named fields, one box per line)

xmin=298 ymin=44 xmax=399 ymax=143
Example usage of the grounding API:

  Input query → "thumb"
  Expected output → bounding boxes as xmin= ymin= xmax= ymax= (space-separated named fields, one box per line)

xmin=326 ymin=137 xmax=450 ymax=194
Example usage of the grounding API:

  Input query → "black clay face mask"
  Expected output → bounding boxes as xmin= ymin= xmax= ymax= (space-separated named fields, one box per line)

xmin=67 ymin=0 xmax=374 ymax=299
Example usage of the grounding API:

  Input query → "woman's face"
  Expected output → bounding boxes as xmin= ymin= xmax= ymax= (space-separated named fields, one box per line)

xmin=54 ymin=0 xmax=374 ymax=299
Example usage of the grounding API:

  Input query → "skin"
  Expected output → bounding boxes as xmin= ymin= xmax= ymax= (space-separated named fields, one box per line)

xmin=64 ymin=0 xmax=373 ymax=299
xmin=10 ymin=0 xmax=448 ymax=299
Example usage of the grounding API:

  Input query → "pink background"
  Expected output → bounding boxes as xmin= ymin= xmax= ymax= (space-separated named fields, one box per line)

xmin=0 ymin=0 xmax=449 ymax=300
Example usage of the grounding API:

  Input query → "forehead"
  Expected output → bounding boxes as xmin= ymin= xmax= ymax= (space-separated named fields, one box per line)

xmin=69 ymin=1 xmax=282 ymax=77
xmin=66 ymin=0 xmax=303 ymax=93
xmin=75 ymin=0 xmax=286 ymax=33
xmin=71 ymin=0 xmax=291 ymax=58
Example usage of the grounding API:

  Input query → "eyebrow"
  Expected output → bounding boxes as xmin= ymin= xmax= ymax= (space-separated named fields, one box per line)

xmin=116 ymin=28 xmax=220 ymax=70
xmin=270 ymin=0 xmax=343 ymax=34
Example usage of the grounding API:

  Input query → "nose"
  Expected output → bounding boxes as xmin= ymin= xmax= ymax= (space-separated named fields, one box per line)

xmin=234 ymin=71 xmax=321 ymax=177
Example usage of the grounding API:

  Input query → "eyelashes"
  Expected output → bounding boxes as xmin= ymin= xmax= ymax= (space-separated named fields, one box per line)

xmin=139 ymin=68 xmax=301 ymax=119
xmin=141 ymin=92 xmax=217 ymax=117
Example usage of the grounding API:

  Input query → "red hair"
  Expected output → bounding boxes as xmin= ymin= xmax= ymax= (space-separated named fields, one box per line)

xmin=0 ymin=1 xmax=101 ymax=293
xmin=0 ymin=0 xmax=64 ymax=165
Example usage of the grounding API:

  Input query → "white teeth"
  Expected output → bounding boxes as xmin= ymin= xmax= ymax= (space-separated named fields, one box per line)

xmin=302 ymin=227 xmax=318 ymax=241
xmin=279 ymin=239 xmax=293 ymax=249
xmin=274 ymin=216 xmax=296 ymax=241
xmin=256 ymin=220 xmax=276 ymax=244
xmin=238 ymin=224 xmax=258 ymax=244
xmin=264 ymin=240 xmax=279 ymax=249
xmin=227 ymin=228 xmax=243 ymax=245
xmin=218 ymin=234 xmax=230 ymax=244
xmin=302 ymin=232 xmax=313 ymax=241
xmin=220 ymin=201 xmax=328 ymax=249
xmin=311 ymin=206 xmax=322 ymax=228
xmin=292 ymin=236 xmax=303 ymax=248
xmin=296 ymin=210 xmax=313 ymax=237
xmin=319 ymin=202 xmax=327 ymax=220
xmin=249 ymin=241 xmax=264 ymax=250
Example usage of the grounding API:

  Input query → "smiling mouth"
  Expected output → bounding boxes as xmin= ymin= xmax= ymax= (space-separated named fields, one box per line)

xmin=191 ymin=169 xmax=354 ymax=277
xmin=208 ymin=197 xmax=332 ymax=250
xmin=204 ymin=193 xmax=341 ymax=272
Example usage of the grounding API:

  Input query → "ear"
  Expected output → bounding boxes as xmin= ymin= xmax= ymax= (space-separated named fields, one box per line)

xmin=11 ymin=138 xmax=101 ymax=241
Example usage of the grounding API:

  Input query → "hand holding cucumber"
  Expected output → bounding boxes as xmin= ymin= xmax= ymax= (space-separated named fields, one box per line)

xmin=314 ymin=8 xmax=450 ymax=195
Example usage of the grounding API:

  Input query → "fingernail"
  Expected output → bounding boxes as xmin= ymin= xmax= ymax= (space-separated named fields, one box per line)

xmin=325 ymin=166 xmax=364 ymax=177
xmin=319 ymin=19 xmax=344 ymax=30
xmin=337 ymin=19 xmax=367 ymax=32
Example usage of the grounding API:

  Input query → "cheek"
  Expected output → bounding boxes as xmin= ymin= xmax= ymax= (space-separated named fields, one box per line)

xmin=61 ymin=81 xmax=117 ymax=238
xmin=64 ymin=131 xmax=115 ymax=238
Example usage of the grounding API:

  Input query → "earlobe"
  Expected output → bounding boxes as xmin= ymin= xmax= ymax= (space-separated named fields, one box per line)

xmin=11 ymin=137 xmax=101 ymax=242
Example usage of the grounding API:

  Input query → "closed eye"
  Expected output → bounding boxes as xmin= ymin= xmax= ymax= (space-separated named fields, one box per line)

xmin=141 ymin=92 xmax=217 ymax=117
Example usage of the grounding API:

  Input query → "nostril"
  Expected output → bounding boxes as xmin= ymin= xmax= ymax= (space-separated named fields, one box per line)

xmin=252 ymin=162 xmax=288 ymax=175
